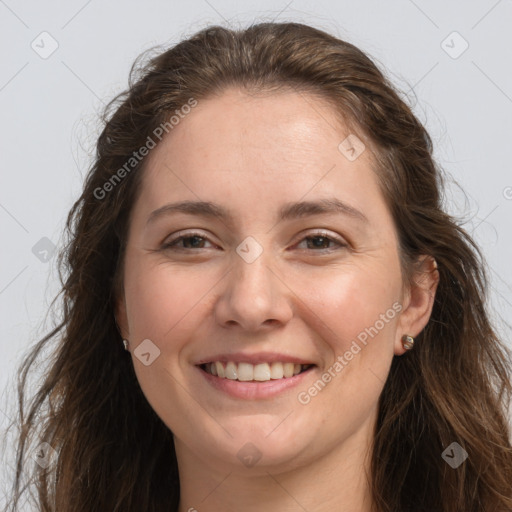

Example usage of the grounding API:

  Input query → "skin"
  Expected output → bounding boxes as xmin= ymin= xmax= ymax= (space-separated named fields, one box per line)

xmin=116 ymin=87 xmax=438 ymax=512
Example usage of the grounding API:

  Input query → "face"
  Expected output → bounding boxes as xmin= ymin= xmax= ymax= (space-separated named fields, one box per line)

xmin=117 ymin=87 xmax=432 ymax=475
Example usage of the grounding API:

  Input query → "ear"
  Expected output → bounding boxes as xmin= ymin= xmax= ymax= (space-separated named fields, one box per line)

xmin=394 ymin=255 xmax=439 ymax=355
xmin=115 ymin=293 xmax=130 ymax=341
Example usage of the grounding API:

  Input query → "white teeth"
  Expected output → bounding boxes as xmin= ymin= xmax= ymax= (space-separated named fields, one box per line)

xmin=225 ymin=361 xmax=238 ymax=380
xmin=270 ymin=362 xmax=284 ymax=379
xmin=215 ymin=361 xmax=225 ymax=378
xmin=283 ymin=362 xmax=295 ymax=378
xmin=253 ymin=363 xmax=271 ymax=381
xmin=204 ymin=361 xmax=312 ymax=381
xmin=237 ymin=362 xmax=254 ymax=381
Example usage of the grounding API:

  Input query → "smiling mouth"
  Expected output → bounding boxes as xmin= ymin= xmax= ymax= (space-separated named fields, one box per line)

xmin=199 ymin=361 xmax=315 ymax=382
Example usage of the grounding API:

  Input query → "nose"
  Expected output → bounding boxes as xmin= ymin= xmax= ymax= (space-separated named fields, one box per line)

xmin=214 ymin=248 xmax=293 ymax=333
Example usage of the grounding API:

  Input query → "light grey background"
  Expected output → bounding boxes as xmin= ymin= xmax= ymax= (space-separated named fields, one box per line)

xmin=1 ymin=0 xmax=511 ymax=500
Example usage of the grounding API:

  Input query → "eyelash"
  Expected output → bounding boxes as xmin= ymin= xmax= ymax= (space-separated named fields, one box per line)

xmin=161 ymin=231 xmax=347 ymax=253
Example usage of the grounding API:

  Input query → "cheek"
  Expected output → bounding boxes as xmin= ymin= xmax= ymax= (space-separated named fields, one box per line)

xmin=122 ymin=258 xmax=218 ymax=423
xmin=124 ymin=257 xmax=218 ymax=342
xmin=294 ymin=261 xmax=402 ymax=354
xmin=292 ymin=265 xmax=401 ymax=434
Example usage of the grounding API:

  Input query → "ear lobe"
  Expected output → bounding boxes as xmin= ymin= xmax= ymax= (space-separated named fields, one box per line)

xmin=395 ymin=256 xmax=439 ymax=355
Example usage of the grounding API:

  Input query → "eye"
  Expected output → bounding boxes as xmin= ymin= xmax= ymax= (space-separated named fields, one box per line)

xmin=160 ymin=230 xmax=347 ymax=252
xmin=161 ymin=232 xmax=216 ymax=250
xmin=295 ymin=231 xmax=347 ymax=251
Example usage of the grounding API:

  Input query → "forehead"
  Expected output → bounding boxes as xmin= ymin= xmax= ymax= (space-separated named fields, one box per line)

xmin=163 ymin=87 xmax=354 ymax=172
xmin=135 ymin=87 xmax=387 ymax=227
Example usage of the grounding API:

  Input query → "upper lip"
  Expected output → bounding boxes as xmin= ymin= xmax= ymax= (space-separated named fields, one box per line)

xmin=194 ymin=351 xmax=316 ymax=366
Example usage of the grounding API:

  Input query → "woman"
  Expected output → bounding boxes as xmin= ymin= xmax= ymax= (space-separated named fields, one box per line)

xmin=5 ymin=22 xmax=512 ymax=511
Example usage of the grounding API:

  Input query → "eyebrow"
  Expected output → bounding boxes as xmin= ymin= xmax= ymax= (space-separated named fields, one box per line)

xmin=146 ymin=198 xmax=368 ymax=226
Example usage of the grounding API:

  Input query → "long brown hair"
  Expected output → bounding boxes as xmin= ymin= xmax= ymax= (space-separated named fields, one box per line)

xmin=4 ymin=22 xmax=512 ymax=511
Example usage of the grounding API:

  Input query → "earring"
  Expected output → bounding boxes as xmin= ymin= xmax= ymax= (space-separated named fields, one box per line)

xmin=123 ymin=339 xmax=130 ymax=351
xmin=401 ymin=334 xmax=414 ymax=351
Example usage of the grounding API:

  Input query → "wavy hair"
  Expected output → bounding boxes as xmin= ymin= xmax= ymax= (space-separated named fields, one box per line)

xmin=4 ymin=22 xmax=512 ymax=511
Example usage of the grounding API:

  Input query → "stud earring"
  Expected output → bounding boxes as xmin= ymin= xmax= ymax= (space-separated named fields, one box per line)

xmin=123 ymin=339 xmax=129 ymax=351
xmin=401 ymin=334 xmax=415 ymax=351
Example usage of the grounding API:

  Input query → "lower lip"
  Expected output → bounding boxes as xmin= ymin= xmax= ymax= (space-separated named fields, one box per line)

xmin=196 ymin=365 xmax=316 ymax=400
